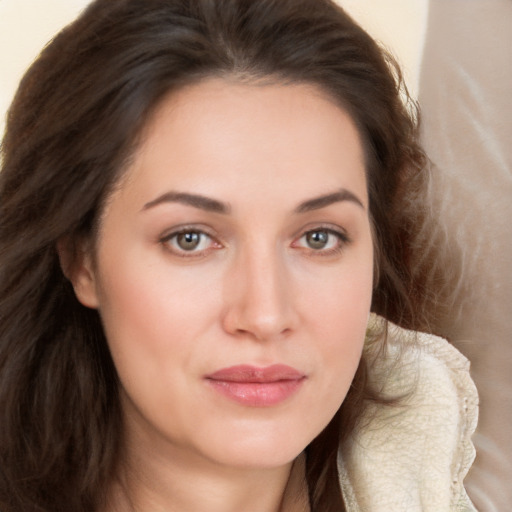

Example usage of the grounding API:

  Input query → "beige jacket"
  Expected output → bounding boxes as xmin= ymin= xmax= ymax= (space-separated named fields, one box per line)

xmin=338 ymin=316 xmax=479 ymax=511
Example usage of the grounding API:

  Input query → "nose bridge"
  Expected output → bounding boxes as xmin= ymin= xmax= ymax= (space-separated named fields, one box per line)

xmin=223 ymin=239 xmax=295 ymax=340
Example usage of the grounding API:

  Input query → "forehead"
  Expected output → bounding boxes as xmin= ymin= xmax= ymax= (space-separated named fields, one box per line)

xmin=114 ymin=77 xmax=368 ymax=211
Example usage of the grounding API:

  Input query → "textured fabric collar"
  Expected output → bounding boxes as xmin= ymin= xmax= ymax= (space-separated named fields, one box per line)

xmin=338 ymin=316 xmax=478 ymax=511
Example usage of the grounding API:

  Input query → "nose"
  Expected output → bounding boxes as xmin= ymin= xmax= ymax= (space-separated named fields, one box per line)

xmin=222 ymin=246 xmax=298 ymax=342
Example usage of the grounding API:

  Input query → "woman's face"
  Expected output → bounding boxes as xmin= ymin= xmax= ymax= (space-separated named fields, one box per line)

xmin=73 ymin=78 xmax=374 ymax=470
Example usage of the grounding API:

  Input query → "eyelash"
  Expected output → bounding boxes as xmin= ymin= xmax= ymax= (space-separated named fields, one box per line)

xmin=160 ymin=226 xmax=221 ymax=258
xmin=159 ymin=225 xmax=350 ymax=258
xmin=292 ymin=226 xmax=350 ymax=257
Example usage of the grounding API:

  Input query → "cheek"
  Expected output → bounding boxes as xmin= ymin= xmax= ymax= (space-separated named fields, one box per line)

xmin=98 ymin=283 xmax=207 ymax=389
xmin=301 ymin=247 xmax=373 ymax=331
xmin=92 ymin=243 xmax=230 ymax=413
xmin=96 ymin=240 xmax=218 ymax=332
xmin=300 ymin=252 xmax=373 ymax=392
xmin=92 ymin=252 xmax=220 ymax=425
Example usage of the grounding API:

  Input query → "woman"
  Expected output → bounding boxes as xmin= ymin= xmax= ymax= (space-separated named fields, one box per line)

xmin=0 ymin=0 xmax=477 ymax=510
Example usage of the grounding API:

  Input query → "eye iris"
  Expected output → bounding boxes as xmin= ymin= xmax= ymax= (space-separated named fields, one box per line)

xmin=306 ymin=230 xmax=329 ymax=249
xmin=177 ymin=232 xmax=201 ymax=251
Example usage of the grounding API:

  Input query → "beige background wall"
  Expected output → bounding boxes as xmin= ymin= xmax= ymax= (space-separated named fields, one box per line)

xmin=0 ymin=0 xmax=428 ymax=137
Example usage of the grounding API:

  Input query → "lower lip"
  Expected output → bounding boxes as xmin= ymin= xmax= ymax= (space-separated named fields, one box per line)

xmin=206 ymin=379 xmax=305 ymax=407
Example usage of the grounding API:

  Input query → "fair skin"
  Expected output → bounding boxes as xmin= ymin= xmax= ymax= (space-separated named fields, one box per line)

xmin=70 ymin=78 xmax=374 ymax=512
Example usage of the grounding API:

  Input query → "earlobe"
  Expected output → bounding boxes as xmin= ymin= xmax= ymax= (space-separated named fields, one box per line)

xmin=56 ymin=237 xmax=100 ymax=309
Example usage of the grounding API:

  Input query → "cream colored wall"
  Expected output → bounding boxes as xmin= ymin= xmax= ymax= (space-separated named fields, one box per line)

xmin=0 ymin=0 xmax=90 ymax=137
xmin=0 ymin=0 xmax=428 ymax=138
xmin=338 ymin=0 xmax=428 ymax=97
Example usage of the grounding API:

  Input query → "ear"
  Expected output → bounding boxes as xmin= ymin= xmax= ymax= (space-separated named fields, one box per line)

xmin=57 ymin=236 xmax=100 ymax=309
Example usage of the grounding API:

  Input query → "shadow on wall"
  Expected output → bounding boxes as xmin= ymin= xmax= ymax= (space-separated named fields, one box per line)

xmin=418 ymin=0 xmax=512 ymax=510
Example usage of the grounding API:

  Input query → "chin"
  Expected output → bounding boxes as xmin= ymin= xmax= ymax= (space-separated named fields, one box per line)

xmin=209 ymin=442 xmax=305 ymax=470
xmin=194 ymin=415 xmax=327 ymax=470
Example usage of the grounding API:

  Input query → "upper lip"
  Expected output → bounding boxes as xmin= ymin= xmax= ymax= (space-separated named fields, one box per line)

xmin=206 ymin=364 xmax=305 ymax=383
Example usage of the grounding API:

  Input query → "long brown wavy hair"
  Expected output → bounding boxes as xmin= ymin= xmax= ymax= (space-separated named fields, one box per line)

xmin=0 ymin=1 xmax=428 ymax=510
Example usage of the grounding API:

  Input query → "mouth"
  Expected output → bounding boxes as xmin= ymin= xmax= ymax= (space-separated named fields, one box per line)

xmin=205 ymin=364 xmax=306 ymax=407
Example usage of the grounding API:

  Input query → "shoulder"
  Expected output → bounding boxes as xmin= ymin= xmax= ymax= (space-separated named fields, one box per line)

xmin=338 ymin=315 xmax=479 ymax=511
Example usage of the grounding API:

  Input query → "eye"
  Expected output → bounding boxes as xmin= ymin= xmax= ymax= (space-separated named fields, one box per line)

xmin=305 ymin=230 xmax=333 ymax=250
xmin=293 ymin=227 xmax=348 ymax=254
xmin=161 ymin=228 xmax=221 ymax=256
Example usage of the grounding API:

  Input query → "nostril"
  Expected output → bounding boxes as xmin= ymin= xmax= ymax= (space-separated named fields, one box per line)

xmin=222 ymin=300 xmax=297 ymax=341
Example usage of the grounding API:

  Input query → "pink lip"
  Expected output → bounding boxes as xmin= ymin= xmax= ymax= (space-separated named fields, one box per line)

xmin=205 ymin=365 xmax=306 ymax=407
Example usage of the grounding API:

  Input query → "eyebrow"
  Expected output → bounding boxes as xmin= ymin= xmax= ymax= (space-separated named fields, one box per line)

xmin=142 ymin=191 xmax=230 ymax=214
xmin=142 ymin=188 xmax=364 ymax=214
xmin=294 ymin=189 xmax=365 ymax=213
